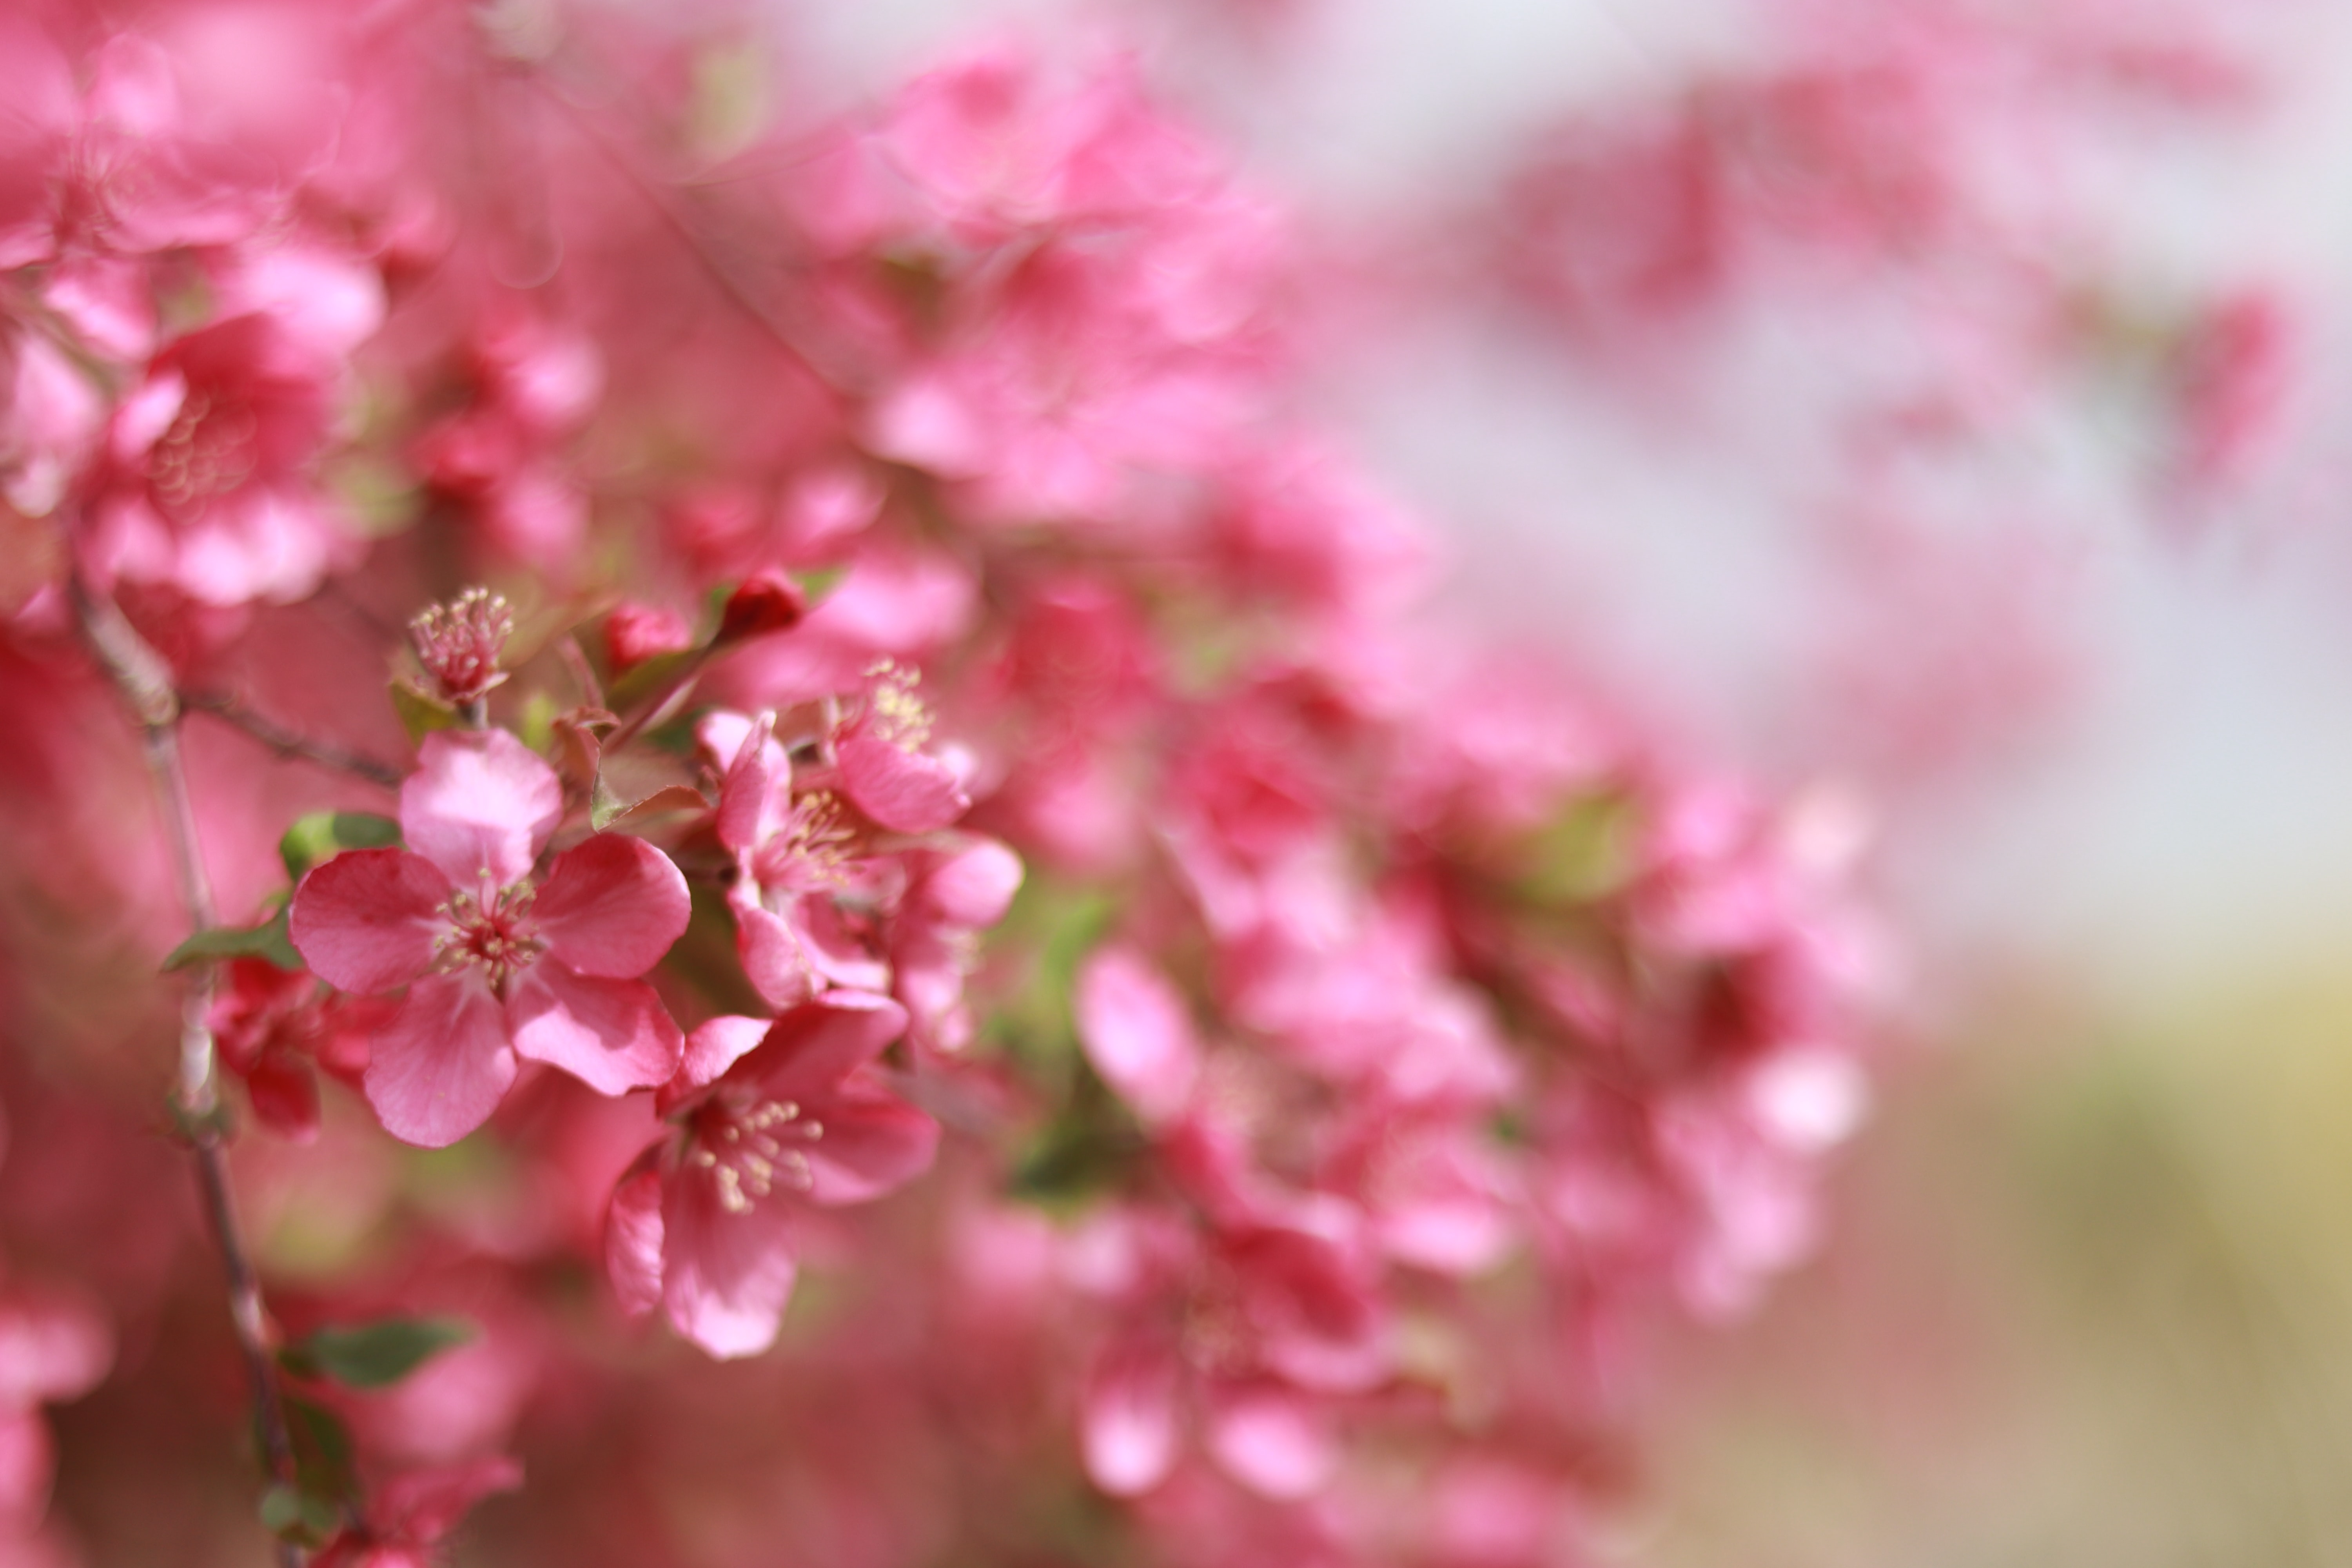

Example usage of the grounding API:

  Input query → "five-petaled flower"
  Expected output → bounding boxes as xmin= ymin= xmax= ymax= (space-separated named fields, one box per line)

xmin=289 ymin=728 xmax=692 ymax=1147
xmin=606 ymin=990 xmax=939 ymax=1359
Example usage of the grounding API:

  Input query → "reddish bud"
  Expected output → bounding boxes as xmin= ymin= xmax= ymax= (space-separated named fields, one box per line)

xmin=715 ymin=571 xmax=807 ymax=644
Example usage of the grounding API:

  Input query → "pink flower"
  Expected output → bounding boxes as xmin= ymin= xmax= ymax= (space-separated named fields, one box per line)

xmin=310 ymin=1456 xmax=523 ymax=1568
xmin=606 ymin=991 xmax=939 ymax=1359
xmin=289 ymin=729 xmax=691 ymax=1147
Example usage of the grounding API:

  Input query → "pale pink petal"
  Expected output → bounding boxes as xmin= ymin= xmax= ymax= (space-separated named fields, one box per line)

xmin=604 ymin=1161 xmax=667 ymax=1319
xmin=664 ymin=1016 xmax=773 ymax=1111
xmin=289 ymin=849 xmax=450 ymax=995
xmin=838 ymin=735 xmax=968 ymax=833
xmin=739 ymin=991 xmax=909 ymax=1104
xmin=660 ymin=1175 xmax=799 ymax=1359
xmin=713 ymin=711 xmax=784 ymax=853
xmin=919 ymin=838 xmax=1024 ymax=928
xmin=531 ymin=834 xmax=690 ymax=978
xmin=734 ymin=897 xmax=820 ymax=1010
xmin=0 ymin=1406 xmax=51 ymax=1526
xmin=0 ymin=1285 xmax=110 ymax=1407
xmin=505 ymin=965 xmax=682 ymax=1096
xmin=1080 ymin=1335 xmax=1181 ymax=1497
xmin=362 ymin=975 xmax=518 ymax=1148
xmin=801 ymin=1079 xmax=938 ymax=1206
xmin=400 ymin=730 xmax=562 ymax=890
xmin=796 ymin=895 xmax=894 ymax=993
xmin=1203 ymin=1382 xmax=1336 ymax=1499
xmin=1074 ymin=946 xmax=1199 ymax=1128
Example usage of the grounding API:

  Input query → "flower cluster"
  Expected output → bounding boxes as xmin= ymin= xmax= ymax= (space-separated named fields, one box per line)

xmin=0 ymin=0 xmax=2276 ymax=1562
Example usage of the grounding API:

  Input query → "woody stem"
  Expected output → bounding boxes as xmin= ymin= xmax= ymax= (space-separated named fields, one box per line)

xmin=69 ymin=570 xmax=305 ymax=1568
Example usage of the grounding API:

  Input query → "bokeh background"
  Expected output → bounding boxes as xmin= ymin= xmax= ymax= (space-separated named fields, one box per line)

xmin=775 ymin=0 xmax=2352 ymax=1560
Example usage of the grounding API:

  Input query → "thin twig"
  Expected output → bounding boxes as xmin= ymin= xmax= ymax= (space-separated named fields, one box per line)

xmin=69 ymin=574 xmax=305 ymax=1568
xmin=183 ymin=691 xmax=405 ymax=790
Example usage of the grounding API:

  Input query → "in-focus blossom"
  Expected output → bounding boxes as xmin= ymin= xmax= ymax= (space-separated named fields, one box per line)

xmin=607 ymin=991 xmax=938 ymax=1358
xmin=290 ymin=729 xmax=691 ymax=1146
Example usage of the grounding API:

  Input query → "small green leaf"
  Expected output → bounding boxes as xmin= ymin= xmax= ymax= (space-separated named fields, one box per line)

xmin=259 ymin=1483 xmax=340 ymax=1545
xmin=285 ymin=1316 xmax=474 ymax=1389
xmin=283 ymin=1396 xmax=358 ymax=1503
xmin=794 ymin=564 xmax=848 ymax=606
xmin=162 ymin=910 xmax=302 ymax=973
xmin=279 ymin=812 xmax=403 ymax=882
xmin=589 ymin=775 xmax=626 ymax=831
xmin=390 ymin=677 xmax=459 ymax=742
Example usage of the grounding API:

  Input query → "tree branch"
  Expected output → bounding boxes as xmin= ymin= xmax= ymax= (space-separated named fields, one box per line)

xmin=69 ymin=575 xmax=305 ymax=1568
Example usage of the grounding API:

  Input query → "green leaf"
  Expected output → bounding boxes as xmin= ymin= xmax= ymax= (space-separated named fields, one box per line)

xmin=279 ymin=812 xmax=403 ymax=883
xmin=259 ymin=1483 xmax=341 ymax=1546
xmin=283 ymin=1316 xmax=474 ymax=1389
xmin=1508 ymin=793 xmax=1639 ymax=908
xmin=282 ymin=1397 xmax=358 ymax=1505
xmin=162 ymin=909 xmax=302 ymax=973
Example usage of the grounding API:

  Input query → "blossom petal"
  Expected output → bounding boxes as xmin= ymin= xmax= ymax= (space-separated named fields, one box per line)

xmin=362 ymin=975 xmax=517 ymax=1147
xmin=713 ymin=710 xmax=786 ymax=853
xmin=604 ymin=1159 xmax=667 ymax=1319
xmin=665 ymin=1015 xmax=773 ymax=1112
xmin=802 ymin=1079 xmax=938 ymax=1205
xmin=400 ymin=729 xmax=562 ymax=890
xmin=0 ymin=1284 xmax=112 ymax=1408
xmin=1075 ymin=946 xmax=1199 ymax=1128
xmin=505 ymin=965 xmax=683 ymax=1096
xmin=1203 ymin=1381 xmax=1336 ymax=1499
xmin=289 ymin=848 xmax=450 ymax=995
xmin=838 ymin=735 xmax=968 ymax=833
xmin=1081 ymin=1334 xmax=1181 ymax=1496
xmin=739 ymin=991 xmax=909 ymax=1104
xmin=919 ymin=837 xmax=1023 ymax=928
xmin=660 ymin=1173 xmax=799 ymax=1359
xmin=733 ymin=897 xmax=819 ymax=1011
xmin=532 ymin=834 xmax=690 ymax=978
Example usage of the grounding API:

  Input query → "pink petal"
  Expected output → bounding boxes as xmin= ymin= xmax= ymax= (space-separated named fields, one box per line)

xmin=604 ymin=1160 xmax=667 ymax=1319
xmin=1203 ymin=1382 xmax=1336 ymax=1499
xmin=1080 ymin=1335 xmax=1181 ymax=1497
xmin=713 ymin=710 xmax=786 ymax=853
xmin=505 ymin=965 xmax=682 ymax=1096
xmin=738 ymin=991 xmax=909 ymax=1104
xmin=289 ymin=849 xmax=450 ymax=995
xmin=801 ymin=1077 xmax=938 ymax=1206
xmin=362 ymin=975 xmax=518 ymax=1147
xmin=665 ymin=1016 xmax=773 ymax=1111
xmin=837 ymin=735 xmax=968 ymax=833
xmin=660 ymin=1173 xmax=800 ymax=1359
xmin=376 ymin=1455 xmax=525 ymax=1545
xmin=0 ymin=1406 xmax=52 ymax=1526
xmin=531 ymin=834 xmax=690 ymax=978
xmin=733 ymin=897 xmax=819 ymax=1011
xmin=400 ymin=730 xmax=562 ymax=891
xmin=1074 ymin=947 xmax=1199 ymax=1129
xmin=918 ymin=837 xmax=1023 ymax=928
xmin=0 ymin=1284 xmax=111 ymax=1407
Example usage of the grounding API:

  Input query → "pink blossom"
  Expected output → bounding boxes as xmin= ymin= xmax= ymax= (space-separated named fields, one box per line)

xmin=289 ymin=729 xmax=691 ymax=1147
xmin=606 ymin=991 xmax=938 ymax=1359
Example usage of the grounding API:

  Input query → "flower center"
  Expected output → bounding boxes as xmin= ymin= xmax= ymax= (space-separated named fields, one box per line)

xmin=149 ymin=393 xmax=260 ymax=514
xmin=690 ymin=1094 xmax=826 ymax=1215
xmin=434 ymin=884 xmax=544 ymax=992
xmin=751 ymin=791 xmax=853 ymax=895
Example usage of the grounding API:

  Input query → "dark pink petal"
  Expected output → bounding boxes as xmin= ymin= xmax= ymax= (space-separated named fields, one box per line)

xmin=664 ymin=1016 xmax=772 ymax=1112
xmin=532 ymin=834 xmax=690 ymax=978
xmin=289 ymin=849 xmax=449 ymax=995
xmin=801 ymin=1078 xmax=938 ymax=1205
xmin=660 ymin=1171 xmax=800 ymax=1359
xmin=400 ymin=730 xmax=561 ymax=890
xmin=738 ymin=991 xmax=909 ymax=1104
xmin=733 ymin=897 xmax=819 ymax=1011
xmin=1080 ymin=1334 xmax=1181 ymax=1497
xmin=1074 ymin=946 xmax=1198 ymax=1129
xmin=919 ymin=837 xmax=1023 ymax=928
xmin=837 ymin=735 xmax=968 ymax=833
xmin=244 ymin=1055 xmax=322 ymax=1145
xmin=1202 ymin=1381 xmax=1336 ymax=1499
xmin=505 ymin=966 xmax=683 ymax=1096
xmin=604 ymin=1161 xmax=667 ymax=1319
xmin=362 ymin=975 xmax=518 ymax=1148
